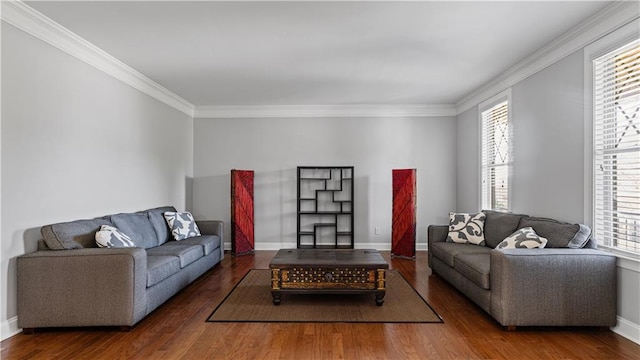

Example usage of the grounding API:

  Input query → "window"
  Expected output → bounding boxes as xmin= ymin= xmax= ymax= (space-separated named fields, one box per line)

xmin=593 ymin=37 xmax=640 ymax=254
xmin=480 ymin=91 xmax=511 ymax=211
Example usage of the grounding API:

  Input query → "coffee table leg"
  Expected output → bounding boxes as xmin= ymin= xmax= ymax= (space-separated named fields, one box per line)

xmin=375 ymin=293 xmax=385 ymax=306
xmin=272 ymin=292 xmax=281 ymax=305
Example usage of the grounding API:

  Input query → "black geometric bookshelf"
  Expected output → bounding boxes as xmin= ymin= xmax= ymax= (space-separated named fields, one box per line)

xmin=297 ymin=166 xmax=354 ymax=249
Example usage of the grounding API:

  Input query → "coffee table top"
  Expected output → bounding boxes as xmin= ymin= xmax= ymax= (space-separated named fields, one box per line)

xmin=269 ymin=248 xmax=389 ymax=268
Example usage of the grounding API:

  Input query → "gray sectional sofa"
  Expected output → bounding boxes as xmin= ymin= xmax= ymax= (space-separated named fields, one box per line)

xmin=428 ymin=210 xmax=617 ymax=330
xmin=17 ymin=206 xmax=223 ymax=332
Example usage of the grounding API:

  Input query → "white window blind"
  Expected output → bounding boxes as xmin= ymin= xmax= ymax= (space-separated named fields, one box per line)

xmin=481 ymin=100 xmax=509 ymax=211
xmin=593 ymin=38 xmax=640 ymax=253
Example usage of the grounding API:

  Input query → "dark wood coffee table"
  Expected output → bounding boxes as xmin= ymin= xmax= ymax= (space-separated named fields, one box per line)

xmin=269 ymin=248 xmax=389 ymax=306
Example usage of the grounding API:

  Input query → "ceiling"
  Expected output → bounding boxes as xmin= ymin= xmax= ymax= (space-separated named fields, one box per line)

xmin=25 ymin=1 xmax=612 ymax=108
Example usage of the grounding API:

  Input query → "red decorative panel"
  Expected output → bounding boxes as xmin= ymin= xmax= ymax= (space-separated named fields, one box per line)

xmin=392 ymin=169 xmax=416 ymax=259
xmin=231 ymin=169 xmax=254 ymax=256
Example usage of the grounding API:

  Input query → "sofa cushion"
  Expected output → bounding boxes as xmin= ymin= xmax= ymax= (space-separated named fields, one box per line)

xmin=147 ymin=255 xmax=181 ymax=287
xmin=518 ymin=217 xmax=591 ymax=248
xmin=146 ymin=243 xmax=204 ymax=268
xmin=41 ymin=218 xmax=113 ymax=249
xmin=172 ymin=235 xmax=221 ymax=256
xmin=482 ymin=210 xmax=525 ymax=248
xmin=95 ymin=225 xmax=135 ymax=248
xmin=496 ymin=227 xmax=548 ymax=249
xmin=430 ymin=242 xmax=491 ymax=267
xmin=110 ymin=213 xmax=159 ymax=249
xmin=454 ymin=253 xmax=491 ymax=290
xmin=164 ymin=211 xmax=201 ymax=241
xmin=446 ymin=212 xmax=486 ymax=245
xmin=143 ymin=206 xmax=176 ymax=245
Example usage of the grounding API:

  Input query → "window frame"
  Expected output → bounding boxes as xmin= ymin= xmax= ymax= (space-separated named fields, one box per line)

xmin=478 ymin=88 xmax=512 ymax=212
xmin=585 ymin=18 xmax=640 ymax=259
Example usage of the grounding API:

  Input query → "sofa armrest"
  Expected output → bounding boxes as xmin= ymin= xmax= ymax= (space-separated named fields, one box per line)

xmin=490 ymin=248 xmax=617 ymax=327
xmin=427 ymin=225 xmax=448 ymax=268
xmin=17 ymin=247 xmax=147 ymax=329
xmin=196 ymin=220 xmax=224 ymax=259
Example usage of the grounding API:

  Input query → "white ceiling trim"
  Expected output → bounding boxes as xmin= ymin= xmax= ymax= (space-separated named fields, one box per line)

xmin=1 ymin=1 xmax=195 ymax=117
xmin=194 ymin=104 xmax=456 ymax=119
xmin=455 ymin=1 xmax=640 ymax=115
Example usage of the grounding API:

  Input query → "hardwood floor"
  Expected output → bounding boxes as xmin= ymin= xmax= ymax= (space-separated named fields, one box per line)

xmin=2 ymin=251 xmax=638 ymax=359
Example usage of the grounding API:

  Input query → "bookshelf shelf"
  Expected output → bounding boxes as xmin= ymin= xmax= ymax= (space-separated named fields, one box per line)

xmin=297 ymin=166 xmax=354 ymax=249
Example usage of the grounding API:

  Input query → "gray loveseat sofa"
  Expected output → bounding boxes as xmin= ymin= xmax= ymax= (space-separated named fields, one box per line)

xmin=428 ymin=210 xmax=617 ymax=330
xmin=17 ymin=206 xmax=223 ymax=332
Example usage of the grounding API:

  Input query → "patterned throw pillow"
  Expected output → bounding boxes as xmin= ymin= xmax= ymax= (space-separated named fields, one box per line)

xmin=496 ymin=227 xmax=548 ymax=249
xmin=95 ymin=225 xmax=135 ymax=248
xmin=164 ymin=211 xmax=201 ymax=241
xmin=446 ymin=212 xmax=486 ymax=245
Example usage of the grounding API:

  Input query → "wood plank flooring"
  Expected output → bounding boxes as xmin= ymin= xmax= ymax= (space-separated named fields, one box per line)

xmin=2 ymin=251 xmax=639 ymax=359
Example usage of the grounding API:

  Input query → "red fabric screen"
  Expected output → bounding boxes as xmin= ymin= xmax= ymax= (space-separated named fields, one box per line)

xmin=231 ymin=169 xmax=254 ymax=255
xmin=392 ymin=169 xmax=416 ymax=259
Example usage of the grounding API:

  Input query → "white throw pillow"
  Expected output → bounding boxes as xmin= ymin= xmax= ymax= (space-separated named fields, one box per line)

xmin=95 ymin=225 xmax=135 ymax=248
xmin=164 ymin=211 xmax=201 ymax=241
xmin=496 ymin=227 xmax=548 ymax=249
xmin=446 ymin=212 xmax=486 ymax=246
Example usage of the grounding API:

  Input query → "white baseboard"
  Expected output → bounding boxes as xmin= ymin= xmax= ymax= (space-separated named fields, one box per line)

xmin=612 ymin=316 xmax=640 ymax=345
xmin=226 ymin=242 xmax=428 ymax=251
xmin=1 ymin=316 xmax=20 ymax=341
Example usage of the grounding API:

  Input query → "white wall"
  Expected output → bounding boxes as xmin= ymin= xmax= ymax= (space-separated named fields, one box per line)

xmin=510 ymin=50 xmax=586 ymax=222
xmin=193 ymin=116 xmax=456 ymax=250
xmin=456 ymin=51 xmax=585 ymax=220
xmin=0 ymin=23 xmax=194 ymax=338
xmin=455 ymin=48 xmax=640 ymax=342
xmin=455 ymin=106 xmax=478 ymax=213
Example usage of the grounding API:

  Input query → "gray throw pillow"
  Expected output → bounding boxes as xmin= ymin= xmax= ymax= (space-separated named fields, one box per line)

xmin=110 ymin=213 xmax=159 ymax=249
xmin=518 ymin=217 xmax=591 ymax=248
xmin=482 ymin=210 xmax=525 ymax=248
xmin=41 ymin=218 xmax=113 ymax=249
xmin=143 ymin=206 xmax=177 ymax=245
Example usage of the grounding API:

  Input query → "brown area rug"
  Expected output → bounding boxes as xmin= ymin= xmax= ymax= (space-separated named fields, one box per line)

xmin=207 ymin=269 xmax=443 ymax=323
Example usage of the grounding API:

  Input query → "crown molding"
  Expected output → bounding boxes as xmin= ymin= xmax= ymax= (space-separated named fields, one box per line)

xmin=194 ymin=104 xmax=456 ymax=119
xmin=1 ymin=1 xmax=195 ymax=117
xmin=455 ymin=1 xmax=640 ymax=115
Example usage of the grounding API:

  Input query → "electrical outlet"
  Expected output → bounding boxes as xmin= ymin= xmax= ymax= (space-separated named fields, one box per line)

xmin=374 ymin=227 xmax=381 ymax=235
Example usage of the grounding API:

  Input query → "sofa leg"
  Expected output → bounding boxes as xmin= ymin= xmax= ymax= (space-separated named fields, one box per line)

xmin=22 ymin=328 xmax=36 ymax=335
xmin=119 ymin=326 xmax=132 ymax=332
xmin=504 ymin=326 xmax=517 ymax=331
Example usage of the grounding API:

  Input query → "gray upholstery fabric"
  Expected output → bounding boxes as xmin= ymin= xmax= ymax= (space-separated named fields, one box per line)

xmin=431 ymin=257 xmax=491 ymax=313
xmin=146 ymin=251 xmax=221 ymax=314
xmin=570 ymin=224 xmax=593 ymax=249
xmin=110 ymin=213 xmax=159 ymax=249
xmin=490 ymin=248 xmax=617 ymax=327
xmin=41 ymin=218 xmax=113 ymax=250
xmin=196 ymin=220 xmax=225 ymax=260
xmin=173 ymin=235 xmax=221 ymax=256
xmin=427 ymin=225 xmax=449 ymax=268
xmin=518 ymin=217 xmax=589 ymax=248
xmin=18 ymin=209 xmax=224 ymax=331
xmin=428 ymin=216 xmax=616 ymax=328
xmin=454 ymin=253 xmax=491 ymax=290
xmin=146 ymin=255 xmax=180 ymax=287
xmin=430 ymin=242 xmax=491 ymax=267
xmin=482 ymin=210 xmax=524 ymax=248
xmin=37 ymin=239 xmax=49 ymax=251
xmin=146 ymin=243 xmax=204 ymax=268
xmin=143 ymin=206 xmax=176 ymax=245
xmin=17 ymin=247 xmax=147 ymax=328
xmin=583 ymin=236 xmax=598 ymax=249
